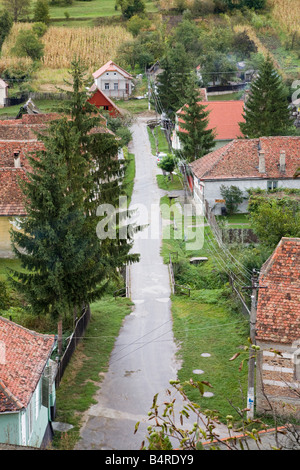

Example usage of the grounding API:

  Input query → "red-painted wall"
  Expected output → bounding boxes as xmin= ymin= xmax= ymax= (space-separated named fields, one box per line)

xmin=88 ymin=90 xmax=119 ymax=117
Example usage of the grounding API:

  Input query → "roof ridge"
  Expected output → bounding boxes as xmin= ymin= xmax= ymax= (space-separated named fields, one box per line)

xmin=0 ymin=315 xmax=55 ymax=341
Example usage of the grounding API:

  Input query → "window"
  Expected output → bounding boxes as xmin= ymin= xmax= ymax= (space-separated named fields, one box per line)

xmin=106 ymin=72 xmax=109 ymax=75
xmin=114 ymin=72 xmax=117 ymax=75
xmin=103 ymin=106 xmax=109 ymax=110
xmin=267 ymin=180 xmax=278 ymax=190
xmin=114 ymin=83 xmax=118 ymax=91
xmin=104 ymin=83 xmax=109 ymax=90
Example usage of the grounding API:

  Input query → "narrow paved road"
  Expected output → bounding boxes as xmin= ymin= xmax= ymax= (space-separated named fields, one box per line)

xmin=75 ymin=116 xmax=180 ymax=450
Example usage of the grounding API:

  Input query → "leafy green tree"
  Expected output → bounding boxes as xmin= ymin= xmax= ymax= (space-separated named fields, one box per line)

xmin=220 ymin=185 xmax=244 ymax=215
xmin=240 ymin=56 xmax=292 ymax=138
xmin=127 ymin=14 xmax=150 ymax=37
xmin=199 ymin=51 xmax=237 ymax=86
xmin=158 ymin=154 xmax=176 ymax=181
xmin=2 ymin=0 xmax=31 ymax=21
xmin=214 ymin=0 xmax=266 ymax=10
xmin=248 ymin=197 xmax=300 ymax=247
xmin=32 ymin=22 xmax=48 ymax=37
xmin=0 ymin=10 xmax=13 ymax=54
xmin=33 ymin=0 xmax=50 ymax=25
xmin=116 ymin=0 xmax=145 ymax=19
xmin=177 ymin=82 xmax=215 ymax=162
xmin=12 ymin=29 xmax=44 ymax=61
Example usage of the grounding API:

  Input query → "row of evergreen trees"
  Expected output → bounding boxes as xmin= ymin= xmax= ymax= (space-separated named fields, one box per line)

xmin=10 ymin=60 xmax=139 ymax=321
xmin=159 ymin=55 xmax=295 ymax=162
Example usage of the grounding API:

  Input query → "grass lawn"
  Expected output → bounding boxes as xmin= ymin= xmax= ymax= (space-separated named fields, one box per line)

xmin=156 ymin=174 xmax=183 ymax=191
xmin=118 ymin=98 xmax=149 ymax=115
xmin=53 ymin=295 xmax=133 ymax=449
xmin=147 ymin=125 xmax=170 ymax=156
xmin=208 ymin=92 xmax=243 ymax=101
xmin=48 ymin=0 xmax=157 ymax=20
xmin=159 ymin=196 xmax=250 ymax=422
xmin=216 ymin=213 xmax=251 ymax=227
xmin=0 ymin=99 xmax=63 ymax=119
xmin=0 ymin=0 xmax=158 ymax=21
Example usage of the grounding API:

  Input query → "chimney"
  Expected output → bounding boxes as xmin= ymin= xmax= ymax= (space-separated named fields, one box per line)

xmin=258 ymin=150 xmax=265 ymax=173
xmin=13 ymin=150 xmax=21 ymax=168
xmin=280 ymin=150 xmax=286 ymax=173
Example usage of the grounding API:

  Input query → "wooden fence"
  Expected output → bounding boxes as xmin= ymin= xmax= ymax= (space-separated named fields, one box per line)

xmin=55 ymin=304 xmax=91 ymax=388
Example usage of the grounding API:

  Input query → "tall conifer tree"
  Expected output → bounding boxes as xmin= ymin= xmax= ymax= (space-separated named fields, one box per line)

xmin=240 ymin=56 xmax=292 ymax=138
xmin=177 ymin=82 xmax=215 ymax=162
xmin=11 ymin=59 xmax=139 ymax=320
xmin=11 ymin=119 xmax=107 ymax=320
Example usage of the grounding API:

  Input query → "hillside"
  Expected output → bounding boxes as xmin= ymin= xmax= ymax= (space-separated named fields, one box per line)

xmin=0 ymin=0 xmax=299 ymax=99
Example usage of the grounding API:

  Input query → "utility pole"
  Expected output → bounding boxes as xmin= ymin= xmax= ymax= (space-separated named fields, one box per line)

xmin=147 ymin=71 xmax=151 ymax=111
xmin=243 ymin=269 xmax=267 ymax=420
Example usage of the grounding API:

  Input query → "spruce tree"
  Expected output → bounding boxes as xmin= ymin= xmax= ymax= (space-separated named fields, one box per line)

xmin=10 ymin=119 xmax=107 ymax=320
xmin=240 ymin=56 xmax=292 ymax=138
xmin=177 ymin=82 xmax=216 ymax=162
xmin=10 ymin=60 xmax=139 ymax=320
xmin=62 ymin=59 xmax=139 ymax=276
xmin=156 ymin=44 xmax=194 ymax=120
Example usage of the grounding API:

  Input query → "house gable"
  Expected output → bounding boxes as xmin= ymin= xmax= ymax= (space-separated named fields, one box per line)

xmin=0 ymin=316 xmax=55 ymax=413
xmin=190 ymin=137 xmax=300 ymax=181
xmin=88 ymin=88 xmax=122 ymax=117
xmin=256 ymin=237 xmax=300 ymax=344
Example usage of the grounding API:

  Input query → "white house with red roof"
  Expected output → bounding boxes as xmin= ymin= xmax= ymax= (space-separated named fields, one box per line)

xmin=0 ymin=79 xmax=8 ymax=108
xmin=92 ymin=60 xmax=133 ymax=99
xmin=189 ymin=136 xmax=300 ymax=214
xmin=0 ymin=316 xmax=57 ymax=447
xmin=172 ymin=99 xmax=245 ymax=152
xmin=255 ymin=237 xmax=300 ymax=419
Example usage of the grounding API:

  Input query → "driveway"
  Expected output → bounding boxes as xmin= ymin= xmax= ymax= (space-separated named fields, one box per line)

xmin=75 ymin=116 xmax=180 ymax=450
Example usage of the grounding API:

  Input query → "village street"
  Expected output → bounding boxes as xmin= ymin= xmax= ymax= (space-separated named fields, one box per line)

xmin=75 ymin=116 xmax=181 ymax=450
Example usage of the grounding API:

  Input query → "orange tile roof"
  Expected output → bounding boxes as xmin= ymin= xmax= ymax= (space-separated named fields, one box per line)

xmin=0 ymin=316 xmax=56 ymax=412
xmin=0 ymin=140 xmax=45 ymax=170
xmin=177 ymin=100 xmax=245 ymax=141
xmin=0 ymin=168 xmax=28 ymax=215
xmin=190 ymin=136 xmax=300 ymax=180
xmin=256 ymin=238 xmax=300 ymax=344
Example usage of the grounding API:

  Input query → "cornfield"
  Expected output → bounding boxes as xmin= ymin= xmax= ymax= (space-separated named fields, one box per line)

xmin=1 ymin=23 xmax=133 ymax=72
xmin=268 ymin=0 xmax=300 ymax=35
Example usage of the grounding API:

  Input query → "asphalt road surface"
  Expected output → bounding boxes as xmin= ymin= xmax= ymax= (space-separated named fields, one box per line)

xmin=75 ymin=116 xmax=180 ymax=450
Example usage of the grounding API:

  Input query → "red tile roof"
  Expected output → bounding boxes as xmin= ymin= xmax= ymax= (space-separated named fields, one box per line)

xmin=92 ymin=60 xmax=133 ymax=80
xmin=256 ymin=238 xmax=300 ymax=344
xmin=0 ymin=316 xmax=56 ymax=412
xmin=177 ymin=101 xmax=245 ymax=141
xmin=0 ymin=140 xmax=45 ymax=170
xmin=190 ymin=136 xmax=300 ymax=180
xmin=0 ymin=124 xmax=46 ymax=140
xmin=0 ymin=168 xmax=28 ymax=215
